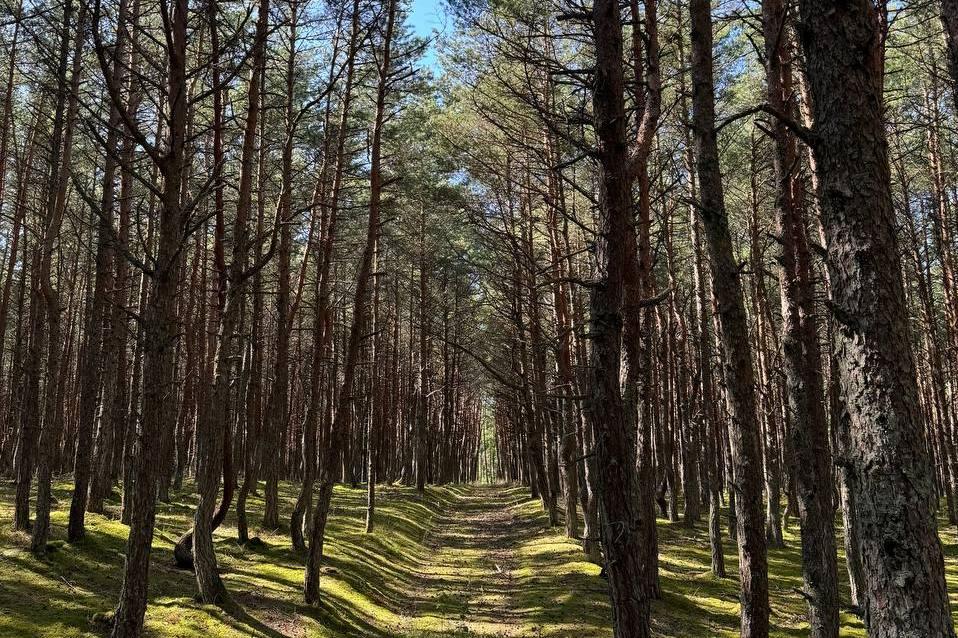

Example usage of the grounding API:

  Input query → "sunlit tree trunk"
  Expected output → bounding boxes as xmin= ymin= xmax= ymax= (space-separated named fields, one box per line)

xmin=797 ymin=1 xmax=955 ymax=635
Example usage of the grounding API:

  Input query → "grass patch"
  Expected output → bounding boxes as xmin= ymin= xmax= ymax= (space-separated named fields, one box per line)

xmin=0 ymin=479 xmax=953 ymax=636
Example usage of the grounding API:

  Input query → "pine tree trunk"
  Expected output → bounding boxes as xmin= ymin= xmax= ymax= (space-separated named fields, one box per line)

xmin=110 ymin=0 xmax=188 ymax=633
xmin=70 ymin=0 xmax=130 ymax=541
xmin=263 ymin=19 xmax=295 ymax=527
xmin=941 ymin=0 xmax=958 ymax=113
xmin=797 ymin=2 xmax=955 ymax=635
xmin=585 ymin=1 xmax=651 ymax=635
xmin=0 ymin=3 xmax=23 ymax=398
xmin=305 ymin=0 xmax=395 ymax=603
xmin=32 ymin=0 xmax=84 ymax=554
xmin=761 ymin=1 xmax=838 ymax=633
xmin=689 ymin=1 xmax=769 ymax=634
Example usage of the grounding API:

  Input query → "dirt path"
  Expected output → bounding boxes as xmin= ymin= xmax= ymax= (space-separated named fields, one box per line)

xmin=406 ymin=485 xmax=548 ymax=637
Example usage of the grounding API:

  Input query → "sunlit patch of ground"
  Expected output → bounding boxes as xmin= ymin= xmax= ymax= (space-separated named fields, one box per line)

xmin=1 ymin=479 xmax=952 ymax=636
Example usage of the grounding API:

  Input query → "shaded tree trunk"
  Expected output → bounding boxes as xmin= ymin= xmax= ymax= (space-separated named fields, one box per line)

xmin=761 ymin=1 xmax=838 ymax=634
xmin=109 ymin=0 xmax=189 ymax=633
xmin=304 ymin=0 xmax=395 ymax=604
xmin=797 ymin=1 xmax=955 ymax=635
xmin=689 ymin=1 xmax=769 ymax=634
xmin=585 ymin=0 xmax=651 ymax=634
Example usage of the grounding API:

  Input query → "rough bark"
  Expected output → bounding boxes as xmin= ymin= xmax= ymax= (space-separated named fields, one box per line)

xmin=761 ymin=1 xmax=838 ymax=634
xmin=689 ymin=1 xmax=770 ymax=634
xmin=585 ymin=0 xmax=651 ymax=635
xmin=234 ymin=0 xmax=269 ymax=545
xmin=797 ymin=1 xmax=955 ymax=635
xmin=68 ymin=0 xmax=131 ymax=541
xmin=941 ymin=0 xmax=958 ymax=113
xmin=304 ymin=0 xmax=394 ymax=604
xmin=33 ymin=0 xmax=84 ymax=554
xmin=109 ymin=0 xmax=189 ymax=633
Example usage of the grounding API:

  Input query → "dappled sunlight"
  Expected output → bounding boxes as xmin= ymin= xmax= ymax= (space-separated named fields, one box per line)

xmin=1 ymin=481 xmax=955 ymax=636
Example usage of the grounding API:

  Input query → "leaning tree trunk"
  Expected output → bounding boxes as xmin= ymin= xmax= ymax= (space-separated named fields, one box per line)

xmin=689 ymin=1 xmax=769 ymax=635
xmin=304 ymin=0 xmax=395 ymax=604
xmin=797 ymin=1 xmax=955 ymax=635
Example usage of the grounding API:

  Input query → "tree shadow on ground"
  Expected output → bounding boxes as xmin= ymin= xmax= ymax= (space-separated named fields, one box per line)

xmin=1 ymin=479 xmax=942 ymax=637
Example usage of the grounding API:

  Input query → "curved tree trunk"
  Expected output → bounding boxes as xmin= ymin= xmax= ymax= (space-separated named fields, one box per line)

xmin=305 ymin=0 xmax=394 ymax=604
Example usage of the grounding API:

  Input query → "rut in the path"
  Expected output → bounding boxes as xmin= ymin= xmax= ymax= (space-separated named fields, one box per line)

xmin=223 ymin=483 xmax=611 ymax=638
xmin=408 ymin=486 xmax=538 ymax=637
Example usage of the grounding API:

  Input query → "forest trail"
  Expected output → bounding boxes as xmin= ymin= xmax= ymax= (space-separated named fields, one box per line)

xmin=0 ymin=480 xmax=887 ymax=637
xmin=3 ymin=0 xmax=958 ymax=634
xmin=408 ymin=486 xmax=544 ymax=636
xmin=0 ymin=481 xmax=614 ymax=638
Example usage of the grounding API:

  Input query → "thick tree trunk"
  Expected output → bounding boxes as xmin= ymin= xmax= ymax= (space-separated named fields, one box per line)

xmin=797 ymin=2 xmax=955 ymax=635
xmin=585 ymin=0 xmax=651 ymax=635
xmin=110 ymin=0 xmax=188 ymax=634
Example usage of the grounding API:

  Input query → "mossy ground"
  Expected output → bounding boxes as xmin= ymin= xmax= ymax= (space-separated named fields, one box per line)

xmin=0 ymin=479 xmax=955 ymax=636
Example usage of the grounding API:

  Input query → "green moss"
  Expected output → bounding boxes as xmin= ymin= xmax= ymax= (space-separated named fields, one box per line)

xmin=0 ymin=480 xmax=951 ymax=636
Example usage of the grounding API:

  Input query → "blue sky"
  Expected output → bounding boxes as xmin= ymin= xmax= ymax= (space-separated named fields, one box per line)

xmin=409 ymin=0 xmax=443 ymax=34
xmin=408 ymin=0 xmax=445 ymax=70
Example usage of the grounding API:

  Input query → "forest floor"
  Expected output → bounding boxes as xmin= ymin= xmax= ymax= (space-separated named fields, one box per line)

xmin=0 ymin=478 xmax=933 ymax=637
